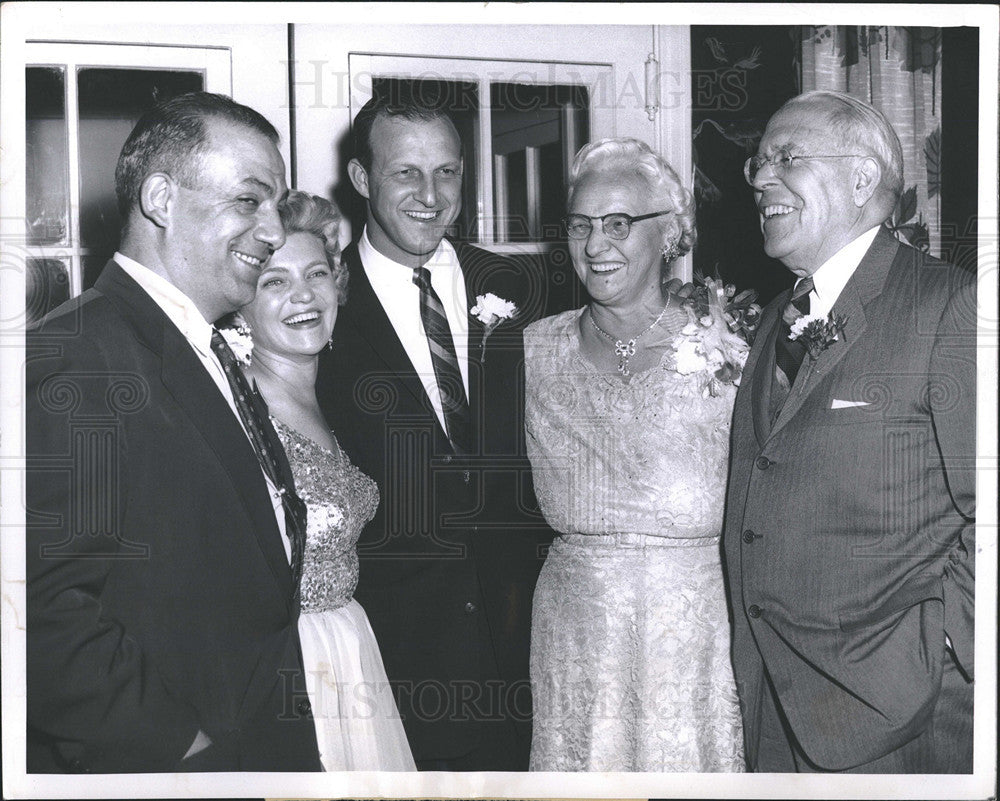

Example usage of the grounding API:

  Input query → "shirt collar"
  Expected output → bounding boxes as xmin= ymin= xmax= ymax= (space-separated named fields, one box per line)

xmin=113 ymin=251 xmax=216 ymax=355
xmin=358 ymin=227 xmax=459 ymax=288
xmin=803 ymin=226 xmax=881 ymax=304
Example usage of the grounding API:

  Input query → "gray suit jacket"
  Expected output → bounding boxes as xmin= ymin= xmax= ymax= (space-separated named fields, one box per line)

xmin=723 ymin=227 xmax=976 ymax=770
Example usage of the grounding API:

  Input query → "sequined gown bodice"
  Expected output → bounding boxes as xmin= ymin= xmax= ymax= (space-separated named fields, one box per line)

xmin=272 ymin=418 xmax=378 ymax=613
xmin=271 ymin=417 xmax=414 ymax=771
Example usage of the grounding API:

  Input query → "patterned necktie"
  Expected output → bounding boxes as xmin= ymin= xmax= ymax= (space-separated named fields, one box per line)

xmin=210 ymin=329 xmax=306 ymax=601
xmin=412 ymin=266 xmax=472 ymax=454
xmin=772 ymin=275 xmax=814 ymax=413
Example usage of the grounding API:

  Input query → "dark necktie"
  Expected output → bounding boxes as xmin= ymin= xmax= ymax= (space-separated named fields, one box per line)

xmin=210 ymin=329 xmax=306 ymax=601
xmin=412 ymin=266 xmax=472 ymax=454
xmin=771 ymin=275 xmax=814 ymax=414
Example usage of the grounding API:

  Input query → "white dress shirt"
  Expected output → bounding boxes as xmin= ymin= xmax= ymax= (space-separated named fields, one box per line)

xmin=797 ymin=226 xmax=881 ymax=315
xmin=358 ymin=229 xmax=470 ymax=434
xmin=114 ymin=252 xmax=290 ymax=561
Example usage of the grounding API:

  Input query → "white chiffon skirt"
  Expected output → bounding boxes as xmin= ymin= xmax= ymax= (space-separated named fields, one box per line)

xmin=298 ymin=599 xmax=416 ymax=771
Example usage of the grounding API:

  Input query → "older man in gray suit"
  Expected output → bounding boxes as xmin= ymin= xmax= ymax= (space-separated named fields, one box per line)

xmin=724 ymin=90 xmax=975 ymax=773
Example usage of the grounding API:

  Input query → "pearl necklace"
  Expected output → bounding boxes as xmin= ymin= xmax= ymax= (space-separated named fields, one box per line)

xmin=588 ymin=304 xmax=671 ymax=377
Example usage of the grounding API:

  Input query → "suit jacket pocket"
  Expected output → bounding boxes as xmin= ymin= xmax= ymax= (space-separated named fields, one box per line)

xmin=838 ymin=573 xmax=943 ymax=632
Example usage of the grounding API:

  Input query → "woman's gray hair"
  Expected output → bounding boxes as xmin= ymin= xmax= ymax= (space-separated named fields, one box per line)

xmin=783 ymin=90 xmax=904 ymax=202
xmin=279 ymin=190 xmax=349 ymax=304
xmin=566 ymin=137 xmax=696 ymax=259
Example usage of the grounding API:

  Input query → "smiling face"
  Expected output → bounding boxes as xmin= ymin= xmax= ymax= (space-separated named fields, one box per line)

xmin=166 ymin=118 xmax=288 ymax=321
xmin=567 ymin=170 xmax=668 ymax=310
xmin=751 ymin=104 xmax=869 ymax=277
xmin=349 ymin=114 xmax=463 ymax=268
xmin=240 ymin=232 xmax=339 ymax=360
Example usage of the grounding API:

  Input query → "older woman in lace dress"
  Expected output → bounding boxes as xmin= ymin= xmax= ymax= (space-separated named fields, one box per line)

xmin=524 ymin=138 xmax=745 ymax=772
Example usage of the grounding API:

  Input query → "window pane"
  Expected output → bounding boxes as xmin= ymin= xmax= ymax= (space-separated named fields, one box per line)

xmin=26 ymin=67 xmax=69 ymax=246
xmin=369 ymin=77 xmax=479 ymax=242
xmin=26 ymin=258 xmax=71 ymax=326
xmin=491 ymin=84 xmax=589 ymax=242
xmin=77 ymin=68 xmax=203 ymax=276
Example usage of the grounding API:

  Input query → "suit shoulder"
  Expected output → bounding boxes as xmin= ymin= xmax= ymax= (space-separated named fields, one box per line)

xmin=27 ymin=289 xmax=124 ymax=355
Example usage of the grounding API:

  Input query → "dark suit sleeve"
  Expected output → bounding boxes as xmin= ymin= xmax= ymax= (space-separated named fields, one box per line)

xmin=26 ymin=334 xmax=201 ymax=772
xmin=929 ymin=275 xmax=976 ymax=677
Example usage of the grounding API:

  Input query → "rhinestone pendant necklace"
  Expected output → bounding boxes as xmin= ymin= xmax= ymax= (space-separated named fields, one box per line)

xmin=588 ymin=304 xmax=670 ymax=377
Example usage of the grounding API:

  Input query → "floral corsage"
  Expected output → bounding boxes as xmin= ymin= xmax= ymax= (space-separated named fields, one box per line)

xmin=671 ymin=273 xmax=761 ymax=397
xmin=218 ymin=313 xmax=254 ymax=367
xmin=470 ymin=293 xmax=518 ymax=352
xmin=787 ymin=311 xmax=849 ymax=360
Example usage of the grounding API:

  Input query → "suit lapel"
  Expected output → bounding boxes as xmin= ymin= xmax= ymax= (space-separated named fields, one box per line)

xmin=769 ymin=227 xmax=900 ymax=437
xmin=749 ymin=298 xmax=786 ymax=447
xmin=97 ymin=262 xmax=294 ymax=601
xmin=463 ymin=257 xmax=485 ymax=433
xmin=340 ymin=243 xmax=454 ymax=447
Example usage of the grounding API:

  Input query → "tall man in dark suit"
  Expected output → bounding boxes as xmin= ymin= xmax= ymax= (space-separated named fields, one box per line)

xmin=316 ymin=87 xmax=548 ymax=771
xmin=26 ymin=92 xmax=323 ymax=772
xmin=724 ymin=90 xmax=976 ymax=773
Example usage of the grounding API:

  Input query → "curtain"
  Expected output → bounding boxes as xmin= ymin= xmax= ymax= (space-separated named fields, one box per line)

xmin=799 ymin=26 xmax=942 ymax=254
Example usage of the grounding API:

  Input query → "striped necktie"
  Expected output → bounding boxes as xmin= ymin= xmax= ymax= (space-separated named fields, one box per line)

xmin=210 ymin=329 xmax=306 ymax=602
xmin=412 ymin=266 xmax=472 ymax=454
xmin=771 ymin=275 xmax=814 ymax=414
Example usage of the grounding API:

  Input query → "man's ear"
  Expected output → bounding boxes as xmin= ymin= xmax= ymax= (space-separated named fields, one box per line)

xmin=140 ymin=173 xmax=174 ymax=228
xmin=852 ymin=157 xmax=881 ymax=207
xmin=347 ymin=158 xmax=371 ymax=200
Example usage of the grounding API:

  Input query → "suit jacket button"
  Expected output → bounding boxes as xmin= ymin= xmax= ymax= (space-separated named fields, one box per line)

xmin=755 ymin=456 xmax=771 ymax=470
xmin=748 ymin=604 xmax=762 ymax=619
xmin=296 ymin=698 xmax=312 ymax=716
xmin=742 ymin=530 xmax=757 ymax=543
xmin=464 ymin=601 xmax=478 ymax=614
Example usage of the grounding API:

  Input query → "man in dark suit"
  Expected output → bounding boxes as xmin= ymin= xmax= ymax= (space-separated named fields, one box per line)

xmin=724 ymin=90 xmax=975 ymax=773
xmin=26 ymin=92 xmax=322 ymax=772
xmin=315 ymin=87 xmax=549 ymax=771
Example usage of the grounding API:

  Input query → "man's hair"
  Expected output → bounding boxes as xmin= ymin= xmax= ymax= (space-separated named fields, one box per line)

xmin=351 ymin=82 xmax=457 ymax=173
xmin=279 ymin=190 xmax=349 ymax=304
xmin=784 ymin=90 xmax=905 ymax=202
xmin=114 ymin=91 xmax=279 ymax=219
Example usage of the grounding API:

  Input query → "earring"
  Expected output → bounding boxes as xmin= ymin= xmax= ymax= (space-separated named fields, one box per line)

xmin=327 ymin=337 xmax=334 ymax=351
xmin=661 ymin=240 xmax=682 ymax=262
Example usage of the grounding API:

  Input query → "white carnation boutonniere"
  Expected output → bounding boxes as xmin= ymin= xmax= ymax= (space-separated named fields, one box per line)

xmin=219 ymin=315 xmax=254 ymax=367
xmin=787 ymin=311 xmax=849 ymax=360
xmin=470 ymin=293 xmax=518 ymax=355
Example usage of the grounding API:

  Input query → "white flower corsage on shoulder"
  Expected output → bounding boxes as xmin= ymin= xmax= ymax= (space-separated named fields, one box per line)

xmin=470 ymin=293 xmax=518 ymax=351
xmin=219 ymin=313 xmax=254 ymax=367
xmin=670 ymin=273 xmax=761 ymax=397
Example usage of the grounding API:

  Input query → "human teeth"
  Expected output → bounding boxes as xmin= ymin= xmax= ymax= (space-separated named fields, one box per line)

xmin=232 ymin=251 xmax=263 ymax=267
xmin=405 ymin=211 xmax=438 ymax=220
xmin=762 ymin=204 xmax=795 ymax=219
xmin=283 ymin=312 xmax=319 ymax=325
xmin=590 ymin=262 xmax=624 ymax=273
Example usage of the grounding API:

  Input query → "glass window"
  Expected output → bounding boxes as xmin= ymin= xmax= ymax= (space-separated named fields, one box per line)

xmin=77 ymin=68 xmax=203 ymax=257
xmin=26 ymin=67 xmax=69 ymax=246
xmin=491 ymin=83 xmax=588 ymax=242
xmin=351 ymin=55 xmax=611 ymax=252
